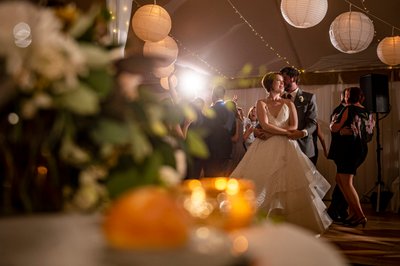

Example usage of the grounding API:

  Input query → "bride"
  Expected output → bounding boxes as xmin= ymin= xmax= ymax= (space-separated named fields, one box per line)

xmin=230 ymin=72 xmax=332 ymax=234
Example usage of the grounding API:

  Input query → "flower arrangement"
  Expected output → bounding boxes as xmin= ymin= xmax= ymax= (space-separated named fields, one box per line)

xmin=0 ymin=1 xmax=207 ymax=214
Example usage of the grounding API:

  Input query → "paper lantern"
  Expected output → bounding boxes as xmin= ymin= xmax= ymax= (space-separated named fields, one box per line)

xmin=377 ymin=36 xmax=400 ymax=66
xmin=160 ymin=75 xmax=178 ymax=90
xmin=329 ymin=11 xmax=374 ymax=54
xmin=153 ymin=63 xmax=175 ymax=78
xmin=143 ymin=36 xmax=178 ymax=67
xmin=280 ymin=0 xmax=328 ymax=28
xmin=131 ymin=4 xmax=171 ymax=42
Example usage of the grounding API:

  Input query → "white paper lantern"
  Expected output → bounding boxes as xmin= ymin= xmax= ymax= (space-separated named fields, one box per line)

xmin=280 ymin=0 xmax=328 ymax=28
xmin=153 ymin=63 xmax=175 ymax=78
xmin=143 ymin=36 xmax=178 ymax=67
xmin=329 ymin=11 xmax=374 ymax=54
xmin=377 ymin=36 xmax=400 ymax=66
xmin=131 ymin=4 xmax=171 ymax=42
xmin=160 ymin=75 xmax=178 ymax=90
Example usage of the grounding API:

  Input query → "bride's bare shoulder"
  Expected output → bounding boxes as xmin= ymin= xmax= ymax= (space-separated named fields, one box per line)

xmin=257 ymin=98 xmax=268 ymax=105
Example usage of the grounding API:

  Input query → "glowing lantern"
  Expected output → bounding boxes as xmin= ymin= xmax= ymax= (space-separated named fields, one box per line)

xmin=280 ymin=0 xmax=328 ymax=28
xmin=377 ymin=36 xmax=400 ymax=66
xmin=131 ymin=4 xmax=171 ymax=42
xmin=329 ymin=11 xmax=374 ymax=54
xmin=143 ymin=36 xmax=178 ymax=67
xmin=153 ymin=63 xmax=175 ymax=78
xmin=160 ymin=75 xmax=178 ymax=90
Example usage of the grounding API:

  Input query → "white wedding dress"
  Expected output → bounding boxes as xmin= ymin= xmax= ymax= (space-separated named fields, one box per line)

xmin=230 ymin=103 xmax=332 ymax=234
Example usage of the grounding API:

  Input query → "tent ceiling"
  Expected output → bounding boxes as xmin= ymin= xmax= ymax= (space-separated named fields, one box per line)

xmin=126 ymin=0 xmax=400 ymax=78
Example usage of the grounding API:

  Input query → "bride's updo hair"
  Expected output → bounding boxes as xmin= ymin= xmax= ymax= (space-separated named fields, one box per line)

xmin=261 ymin=72 xmax=281 ymax=92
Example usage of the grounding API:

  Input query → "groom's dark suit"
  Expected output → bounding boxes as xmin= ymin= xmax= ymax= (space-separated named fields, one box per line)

xmin=287 ymin=89 xmax=318 ymax=162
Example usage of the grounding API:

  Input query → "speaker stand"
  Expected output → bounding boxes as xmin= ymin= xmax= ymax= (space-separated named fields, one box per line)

xmin=362 ymin=112 xmax=388 ymax=212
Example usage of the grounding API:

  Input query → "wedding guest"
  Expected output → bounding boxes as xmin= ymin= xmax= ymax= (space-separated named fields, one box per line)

xmin=225 ymin=100 xmax=246 ymax=175
xmin=311 ymin=121 xmax=329 ymax=164
xmin=230 ymin=72 xmax=332 ymax=234
xmin=327 ymin=88 xmax=349 ymax=222
xmin=185 ymin=97 xmax=207 ymax=179
xmin=243 ymin=106 xmax=258 ymax=150
xmin=203 ymin=86 xmax=236 ymax=177
xmin=330 ymin=87 xmax=374 ymax=228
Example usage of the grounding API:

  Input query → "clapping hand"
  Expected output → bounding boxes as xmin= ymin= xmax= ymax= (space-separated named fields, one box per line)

xmin=232 ymin=94 xmax=238 ymax=103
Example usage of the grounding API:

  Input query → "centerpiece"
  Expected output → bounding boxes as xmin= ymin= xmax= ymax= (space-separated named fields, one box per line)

xmin=0 ymin=1 xmax=207 ymax=217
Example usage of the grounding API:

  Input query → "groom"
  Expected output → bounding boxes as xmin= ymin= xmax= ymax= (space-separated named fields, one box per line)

xmin=256 ymin=67 xmax=318 ymax=164
xmin=280 ymin=67 xmax=318 ymax=164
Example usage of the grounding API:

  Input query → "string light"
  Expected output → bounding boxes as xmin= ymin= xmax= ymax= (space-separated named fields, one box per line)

xmin=171 ymin=35 xmax=234 ymax=80
xmin=344 ymin=0 xmax=400 ymax=36
xmin=226 ymin=0 xmax=294 ymax=68
xmin=107 ymin=0 xmax=133 ymax=46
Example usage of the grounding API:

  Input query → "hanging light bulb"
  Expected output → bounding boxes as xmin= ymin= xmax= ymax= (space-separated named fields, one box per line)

xmin=131 ymin=4 xmax=171 ymax=42
xmin=280 ymin=0 xmax=328 ymax=28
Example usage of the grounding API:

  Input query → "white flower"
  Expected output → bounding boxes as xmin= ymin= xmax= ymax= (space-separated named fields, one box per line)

xmin=298 ymin=96 xmax=304 ymax=103
xmin=159 ymin=166 xmax=181 ymax=187
xmin=174 ymin=149 xmax=187 ymax=178
xmin=71 ymin=166 xmax=108 ymax=210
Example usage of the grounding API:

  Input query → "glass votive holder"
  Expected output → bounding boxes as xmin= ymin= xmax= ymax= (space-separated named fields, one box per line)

xmin=179 ymin=177 xmax=256 ymax=231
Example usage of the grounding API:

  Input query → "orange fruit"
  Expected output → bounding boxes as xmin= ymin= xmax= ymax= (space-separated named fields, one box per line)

xmin=103 ymin=186 xmax=190 ymax=250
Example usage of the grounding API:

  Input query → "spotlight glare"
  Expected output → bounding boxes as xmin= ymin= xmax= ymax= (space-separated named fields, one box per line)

xmin=178 ymin=70 xmax=207 ymax=99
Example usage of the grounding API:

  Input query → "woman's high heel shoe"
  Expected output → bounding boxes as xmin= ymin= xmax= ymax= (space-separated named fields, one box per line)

xmin=345 ymin=216 xmax=367 ymax=228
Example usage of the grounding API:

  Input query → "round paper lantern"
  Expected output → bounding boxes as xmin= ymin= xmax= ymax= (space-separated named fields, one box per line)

xmin=377 ymin=36 xmax=400 ymax=66
xmin=143 ymin=36 xmax=179 ymax=67
xmin=160 ymin=75 xmax=178 ymax=90
xmin=131 ymin=4 xmax=171 ymax=42
xmin=153 ymin=63 xmax=175 ymax=78
xmin=280 ymin=0 xmax=328 ymax=28
xmin=329 ymin=11 xmax=374 ymax=54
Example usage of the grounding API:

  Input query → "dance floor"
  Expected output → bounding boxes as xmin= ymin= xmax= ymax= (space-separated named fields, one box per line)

xmin=321 ymin=203 xmax=400 ymax=266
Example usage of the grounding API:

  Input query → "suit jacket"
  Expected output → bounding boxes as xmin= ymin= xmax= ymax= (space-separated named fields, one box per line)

xmin=204 ymin=101 xmax=236 ymax=160
xmin=293 ymin=89 xmax=318 ymax=158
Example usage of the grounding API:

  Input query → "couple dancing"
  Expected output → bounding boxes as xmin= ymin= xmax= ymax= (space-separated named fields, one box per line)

xmin=230 ymin=69 xmax=332 ymax=234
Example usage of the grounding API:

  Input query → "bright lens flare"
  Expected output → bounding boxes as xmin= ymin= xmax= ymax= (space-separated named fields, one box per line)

xmin=179 ymin=70 xmax=207 ymax=98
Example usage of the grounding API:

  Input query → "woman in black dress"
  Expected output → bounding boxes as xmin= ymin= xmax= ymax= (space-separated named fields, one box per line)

xmin=327 ymin=88 xmax=349 ymax=222
xmin=330 ymin=87 xmax=375 ymax=227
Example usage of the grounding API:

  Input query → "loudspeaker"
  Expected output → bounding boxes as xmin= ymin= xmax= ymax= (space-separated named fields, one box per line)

xmin=359 ymin=74 xmax=390 ymax=113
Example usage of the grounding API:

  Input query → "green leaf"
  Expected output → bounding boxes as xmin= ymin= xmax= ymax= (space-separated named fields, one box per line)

xmin=58 ymin=83 xmax=100 ymax=115
xmin=91 ymin=119 xmax=131 ymax=145
xmin=106 ymin=168 xmax=141 ymax=199
xmin=142 ymin=151 xmax=162 ymax=184
xmin=130 ymin=123 xmax=152 ymax=162
xmin=186 ymin=130 xmax=209 ymax=158
xmin=83 ymin=68 xmax=113 ymax=99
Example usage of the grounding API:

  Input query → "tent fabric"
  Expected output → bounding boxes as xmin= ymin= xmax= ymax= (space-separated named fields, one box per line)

xmin=125 ymin=0 xmax=400 ymax=79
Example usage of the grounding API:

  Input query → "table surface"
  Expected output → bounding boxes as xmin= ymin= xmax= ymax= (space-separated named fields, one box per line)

xmin=0 ymin=213 xmax=348 ymax=266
